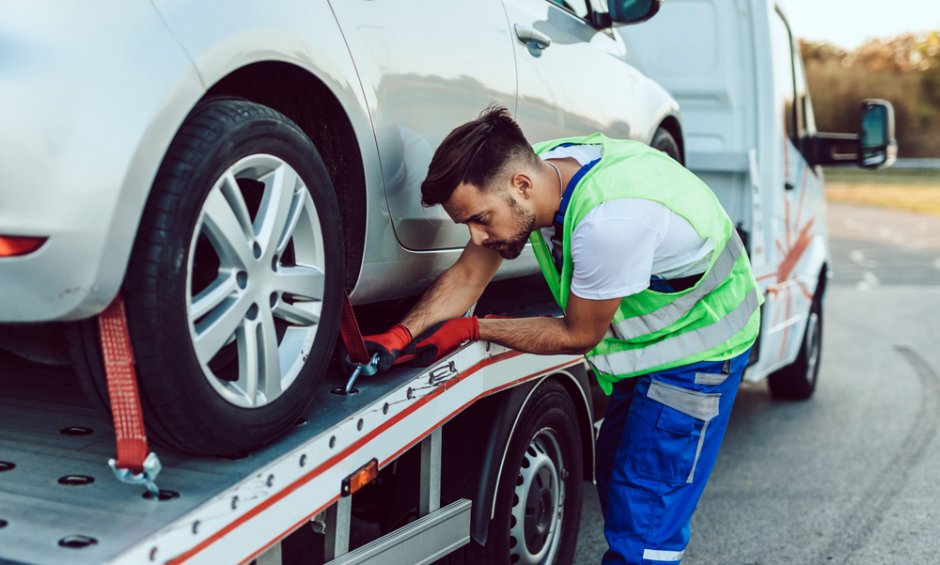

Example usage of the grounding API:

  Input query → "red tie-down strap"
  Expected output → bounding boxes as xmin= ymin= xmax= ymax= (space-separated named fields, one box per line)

xmin=97 ymin=297 xmax=149 ymax=474
xmin=339 ymin=291 xmax=371 ymax=365
xmin=338 ymin=291 xmax=388 ymax=394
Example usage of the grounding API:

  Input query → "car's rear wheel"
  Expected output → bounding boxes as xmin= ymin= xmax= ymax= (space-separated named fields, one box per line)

xmin=69 ymin=98 xmax=343 ymax=455
xmin=651 ymin=126 xmax=682 ymax=164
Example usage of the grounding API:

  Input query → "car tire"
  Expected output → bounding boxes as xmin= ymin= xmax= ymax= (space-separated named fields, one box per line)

xmin=453 ymin=380 xmax=583 ymax=565
xmin=651 ymin=126 xmax=682 ymax=164
xmin=768 ymin=298 xmax=822 ymax=400
xmin=69 ymin=98 xmax=344 ymax=455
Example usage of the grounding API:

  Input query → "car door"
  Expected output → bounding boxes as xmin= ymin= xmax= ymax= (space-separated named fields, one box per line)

xmin=762 ymin=7 xmax=827 ymax=370
xmin=501 ymin=0 xmax=640 ymax=143
xmin=328 ymin=0 xmax=517 ymax=251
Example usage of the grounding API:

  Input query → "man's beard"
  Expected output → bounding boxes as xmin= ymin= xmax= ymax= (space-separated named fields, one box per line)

xmin=486 ymin=198 xmax=536 ymax=259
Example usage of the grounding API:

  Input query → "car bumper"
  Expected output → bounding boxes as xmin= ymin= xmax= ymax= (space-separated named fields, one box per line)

xmin=0 ymin=2 xmax=203 ymax=322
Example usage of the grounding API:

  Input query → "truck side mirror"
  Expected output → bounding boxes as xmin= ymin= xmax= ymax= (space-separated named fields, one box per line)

xmin=858 ymin=99 xmax=897 ymax=169
xmin=607 ymin=0 xmax=660 ymax=24
xmin=808 ymin=98 xmax=898 ymax=169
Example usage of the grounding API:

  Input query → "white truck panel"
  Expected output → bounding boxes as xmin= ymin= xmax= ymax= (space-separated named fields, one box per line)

xmin=620 ymin=0 xmax=832 ymax=381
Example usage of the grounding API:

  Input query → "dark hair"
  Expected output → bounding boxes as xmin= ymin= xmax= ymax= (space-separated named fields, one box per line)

xmin=421 ymin=106 xmax=537 ymax=207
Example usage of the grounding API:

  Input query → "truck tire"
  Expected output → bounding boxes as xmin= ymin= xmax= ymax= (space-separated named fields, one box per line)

xmin=69 ymin=98 xmax=344 ymax=455
xmin=651 ymin=127 xmax=682 ymax=164
xmin=768 ymin=298 xmax=822 ymax=400
xmin=451 ymin=380 xmax=583 ymax=565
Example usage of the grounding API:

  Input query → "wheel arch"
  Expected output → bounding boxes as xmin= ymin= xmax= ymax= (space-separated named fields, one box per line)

xmin=203 ymin=62 xmax=367 ymax=290
xmin=802 ymin=236 xmax=830 ymax=306
xmin=441 ymin=366 xmax=593 ymax=546
xmin=92 ymin=57 xmax=374 ymax=319
xmin=816 ymin=260 xmax=829 ymax=305
xmin=657 ymin=114 xmax=686 ymax=165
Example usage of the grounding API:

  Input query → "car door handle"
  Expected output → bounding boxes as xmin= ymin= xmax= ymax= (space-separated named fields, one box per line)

xmin=514 ymin=24 xmax=552 ymax=49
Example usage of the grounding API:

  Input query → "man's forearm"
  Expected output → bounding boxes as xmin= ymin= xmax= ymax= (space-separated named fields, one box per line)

xmin=478 ymin=317 xmax=595 ymax=356
xmin=400 ymin=268 xmax=482 ymax=337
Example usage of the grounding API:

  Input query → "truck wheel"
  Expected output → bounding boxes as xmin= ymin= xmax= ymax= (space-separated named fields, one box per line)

xmin=69 ymin=99 xmax=343 ymax=455
xmin=462 ymin=380 xmax=583 ymax=565
xmin=768 ymin=299 xmax=822 ymax=400
xmin=651 ymin=127 xmax=682 ymax=163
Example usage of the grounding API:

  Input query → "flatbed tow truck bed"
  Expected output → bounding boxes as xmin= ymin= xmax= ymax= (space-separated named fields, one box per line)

xmin=0 ymin=335 xmax=584 ymax=564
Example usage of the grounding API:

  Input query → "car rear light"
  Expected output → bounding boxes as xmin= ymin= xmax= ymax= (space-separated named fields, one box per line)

xmin=0 ymin=235 xmax=48 ymax=257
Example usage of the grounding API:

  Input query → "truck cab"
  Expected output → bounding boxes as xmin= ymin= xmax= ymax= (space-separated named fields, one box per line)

xmin=619 ymin=0 xmax=896 ymax=397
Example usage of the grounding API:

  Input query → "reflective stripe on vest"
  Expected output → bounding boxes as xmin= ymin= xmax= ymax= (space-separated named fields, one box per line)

xmin=590 ymin=286 xmax=761 ymax=376
xmin=611 ymin=232 xmax=745 ymax=341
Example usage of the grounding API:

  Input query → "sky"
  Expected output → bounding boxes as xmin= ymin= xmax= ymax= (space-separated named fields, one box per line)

xmin=781 ymin=0 xmax=940 ymax=49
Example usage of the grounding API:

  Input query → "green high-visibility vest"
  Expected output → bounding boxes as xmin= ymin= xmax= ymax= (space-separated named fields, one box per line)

xmin=530 ymin=134 xmax=763 ymax=395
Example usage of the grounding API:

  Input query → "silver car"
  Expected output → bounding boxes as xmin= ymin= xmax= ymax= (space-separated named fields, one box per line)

xmin=0 ymin=0 xmax=681 ymax=454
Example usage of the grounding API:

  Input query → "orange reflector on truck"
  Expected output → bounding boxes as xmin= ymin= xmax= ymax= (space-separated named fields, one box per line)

xmin=0 ymin=235 xmax=47 ymax=257
xmin=341 ymin=458 xmax=379 ymax=496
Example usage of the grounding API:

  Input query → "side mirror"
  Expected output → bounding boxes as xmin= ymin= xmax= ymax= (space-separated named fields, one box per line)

xmin=808 ymin=98 xmax=898 ymax=169
xmin=607 ymin=0 xmax=661 ymax=24
xmin=858 ymin=99 xmax=897 ymax=169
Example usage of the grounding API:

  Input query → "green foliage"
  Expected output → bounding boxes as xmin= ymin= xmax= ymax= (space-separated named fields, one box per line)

xmin=801 ymin=32 xmax=940 ymax=157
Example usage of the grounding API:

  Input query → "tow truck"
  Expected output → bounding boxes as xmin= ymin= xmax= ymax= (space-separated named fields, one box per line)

xmin=0 ymin=276 xmax=600 ymax=564
xmin=1 ymin=1 xmax=899 ymax=562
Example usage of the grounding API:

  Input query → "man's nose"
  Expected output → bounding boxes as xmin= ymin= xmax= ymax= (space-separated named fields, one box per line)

xmin=469 ymin=224 xmax=488 ymax=246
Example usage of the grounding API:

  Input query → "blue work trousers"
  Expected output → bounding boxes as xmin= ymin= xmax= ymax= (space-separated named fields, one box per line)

xmin=594 ymin=349 xmax=750 ymax=564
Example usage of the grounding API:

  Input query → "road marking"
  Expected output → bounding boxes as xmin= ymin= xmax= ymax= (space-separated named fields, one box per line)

xmin=849 ymin=250 xmax=877 ymax=269
xmin=856 ymin=271 xmax=880 ymax=290
xmin=844 ymin=217 xmax=867 ymax=232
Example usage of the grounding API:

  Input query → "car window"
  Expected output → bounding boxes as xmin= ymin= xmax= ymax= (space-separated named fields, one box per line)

xmin=772 ymin=8 xmax=817 ymax=162
xmin=770 ymin=9 xmax=797 ymax=143
xmin=548 ymin=0 xmax=591 ymax=20
xmin=793 ymin=43 xmax=817 ymax=137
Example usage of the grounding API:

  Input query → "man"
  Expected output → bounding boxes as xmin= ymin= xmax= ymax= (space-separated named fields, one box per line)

xmin=363 ymin=106 xmax=762 ymax=564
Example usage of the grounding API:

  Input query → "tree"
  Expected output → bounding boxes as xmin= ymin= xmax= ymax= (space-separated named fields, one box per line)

xmin=801 ymin=32 xmax=940 ymax=157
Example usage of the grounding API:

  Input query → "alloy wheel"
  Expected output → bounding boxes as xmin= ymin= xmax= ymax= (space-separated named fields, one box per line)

xmin=186 ymin=154 xmax=326 ymax=408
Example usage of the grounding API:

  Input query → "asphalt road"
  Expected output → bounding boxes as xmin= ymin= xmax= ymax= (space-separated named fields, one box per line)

xmin=574 ymin=202 xmax=940 ymax=564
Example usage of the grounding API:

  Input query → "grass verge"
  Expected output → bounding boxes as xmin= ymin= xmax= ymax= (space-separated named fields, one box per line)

xmin=823 ymin=167 xmax=940 ymax=217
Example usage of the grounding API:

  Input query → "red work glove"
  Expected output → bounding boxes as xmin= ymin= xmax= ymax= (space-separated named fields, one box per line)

xmin=362 ymin=324 xmax=413 ymax=372
xmin=403 ymin=317 xmax=480 ymax=367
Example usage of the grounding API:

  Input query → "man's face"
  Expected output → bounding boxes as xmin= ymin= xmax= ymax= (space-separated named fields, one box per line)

xmin=444 ymin=182 xmax=536 ymax=259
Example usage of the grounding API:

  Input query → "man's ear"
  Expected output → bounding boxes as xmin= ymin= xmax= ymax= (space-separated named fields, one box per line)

xmin=509 ymin=170 xmax=535 ymax=199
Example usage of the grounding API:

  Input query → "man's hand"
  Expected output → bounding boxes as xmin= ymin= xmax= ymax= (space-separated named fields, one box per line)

xmin=403 ymin=317 xmax=480 ymax=366
xmin=362 ymin=324 xmax=413 ymax=372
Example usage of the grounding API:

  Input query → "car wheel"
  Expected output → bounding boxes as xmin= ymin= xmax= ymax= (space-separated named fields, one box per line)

xmin=69 ymin=98 xmax=344 ymax=455
xmin=768 ymin=298 xmax=822 ymax=400
xmin=651 ymin=126 xmax=682 ymax=164
xmin=457 ymin=380 xmax=582 ymax=565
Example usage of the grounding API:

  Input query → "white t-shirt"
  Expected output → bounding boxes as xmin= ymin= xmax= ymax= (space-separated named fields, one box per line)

xmin=539 ymin=145 xmax=715 ymax=300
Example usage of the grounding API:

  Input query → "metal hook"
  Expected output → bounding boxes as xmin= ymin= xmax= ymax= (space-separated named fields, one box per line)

xmin=109 ymin=452 xmax=162 ymax=498
xmin=344 ymin=353 xmax=380 ymax=395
